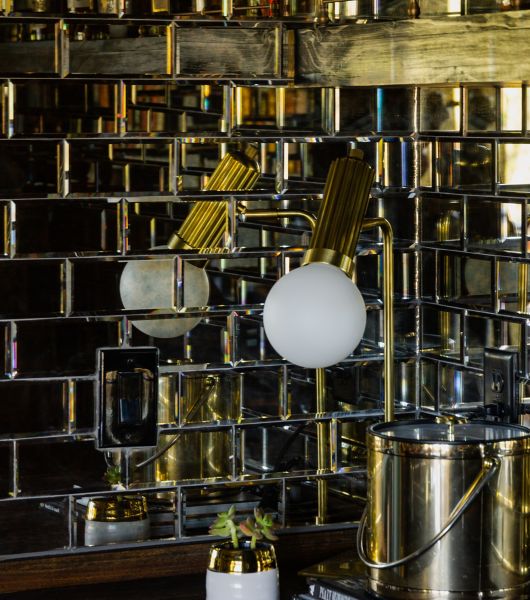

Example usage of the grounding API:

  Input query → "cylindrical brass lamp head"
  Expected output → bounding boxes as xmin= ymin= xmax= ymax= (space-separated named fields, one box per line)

xmin=168 ymin=150 xmax=260 ymax=251
xmin=302 ymin=150 xmax=375 ymax=278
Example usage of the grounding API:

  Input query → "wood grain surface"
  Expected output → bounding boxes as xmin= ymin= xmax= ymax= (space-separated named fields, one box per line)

xmin=3 ymin=11 xmax=530 ymax=84
xmin=176 ymin=26 xmax=280 ymax=79
xmin=297 ymin=9 xmax=530 ymax=87
xmin=0 ymin=40 xmax=56 ymax=74
xmin=70 ymin=37 xmax=169 ymax=75
xmin=0 ymin=27 xmax=281 ymax=80
xmin=0 ymin=528 xmax=355 ymax=594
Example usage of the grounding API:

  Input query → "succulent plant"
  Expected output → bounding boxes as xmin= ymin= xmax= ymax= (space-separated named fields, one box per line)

xmin=209 ymin=504 xmax=241 ymax=549
xmin=103 ymin=465 xmax=123 ymax=487
xmin=253 ymin=507 xmax=280 ymax=543
xmin=209 ymin=505 xmax=279 ymax=550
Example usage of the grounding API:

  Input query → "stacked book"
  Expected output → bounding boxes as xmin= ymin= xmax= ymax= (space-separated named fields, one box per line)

xmin=293 ymin=576 xmax=372 ymax=600
xmin=292 ymin=549 xmax=373 ymax=600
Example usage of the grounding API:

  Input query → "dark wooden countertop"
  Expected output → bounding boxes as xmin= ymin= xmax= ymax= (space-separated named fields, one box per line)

xmin=0 ymin=529 xmax=355 ymax=596
xmin=7 ymin=571 xmax=308 ymax=600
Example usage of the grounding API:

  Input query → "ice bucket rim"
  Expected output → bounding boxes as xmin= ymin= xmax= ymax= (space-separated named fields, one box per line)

xmin=368 ymin=419 xmax=530 ymax=457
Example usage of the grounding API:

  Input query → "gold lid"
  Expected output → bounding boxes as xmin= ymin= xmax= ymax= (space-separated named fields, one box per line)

xmin=208 ymin=541 xmax=277 ymax=574
xmin=302 ymin=151 xmax=375 ymax=278
xmin=86 ymin=495 xmax=148 ymax=523
xmin=168 ymin=151 xmax=260 ymax=252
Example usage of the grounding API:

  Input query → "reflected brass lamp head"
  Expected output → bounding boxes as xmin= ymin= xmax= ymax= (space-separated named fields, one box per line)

xmin=120 ymin=149 xmax=260 ymax=338
xmin=302 ymin=149 xmax=375 ymax=278
xmin=168 ymin=150 xmax=260 ymax=251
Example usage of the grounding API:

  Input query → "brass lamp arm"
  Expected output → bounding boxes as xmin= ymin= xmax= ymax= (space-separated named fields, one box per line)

xmin=237 ymin=204 xmax=317 ymax=232
xmin=236 ymin=205 xmax=394 ymax=421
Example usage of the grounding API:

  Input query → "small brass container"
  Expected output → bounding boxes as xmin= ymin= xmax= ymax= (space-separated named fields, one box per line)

xmin=150 ymin=372 xmax=240 ymax=484
xmin=206 ymin=541 xmax=279 ymax=599
xmin=86 ymin=495 xmax=148 ymax=522
xmin=84 ymin=495 xmax=150 ymax=547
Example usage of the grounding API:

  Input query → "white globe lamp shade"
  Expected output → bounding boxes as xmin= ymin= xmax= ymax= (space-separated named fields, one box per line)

xmin=263 ymin=262 xmax=366 ymax=369
xmin=120 ymin=256 xmax=209 ymax=339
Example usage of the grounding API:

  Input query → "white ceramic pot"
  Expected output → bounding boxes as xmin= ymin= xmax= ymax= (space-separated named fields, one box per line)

xmin=84 ymin=495 xmax=150 ymax=547
xmin=206 ymin=541 xmax=280 ymax=600
xmin=85 ymin=516 xmax=150 ymax=547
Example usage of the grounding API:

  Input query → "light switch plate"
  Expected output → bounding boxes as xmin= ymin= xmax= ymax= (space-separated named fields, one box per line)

xmin=96 ymin=347 xmax=159 ymax=450
xmin=484 ymin=348 xmax=519 ymax=423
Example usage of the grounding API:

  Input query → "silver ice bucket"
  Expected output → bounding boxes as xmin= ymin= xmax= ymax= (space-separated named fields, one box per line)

xmin=358 ymin=420 xmax=530 ymax=599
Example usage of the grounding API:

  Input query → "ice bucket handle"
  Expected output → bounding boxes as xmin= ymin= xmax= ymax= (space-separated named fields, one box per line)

xmin=357 ymin=455 xmax=500 ymax=570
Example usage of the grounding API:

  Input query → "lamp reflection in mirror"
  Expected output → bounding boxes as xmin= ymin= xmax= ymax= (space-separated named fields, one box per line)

xmin=119 ymin=149 xmax=260 ymax=338
xmin=263 ymin=150 xmax=374 ymax=369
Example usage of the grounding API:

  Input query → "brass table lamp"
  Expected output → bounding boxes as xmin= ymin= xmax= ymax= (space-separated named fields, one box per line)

xmin=263 ymin=149 xmax=374 ymax=369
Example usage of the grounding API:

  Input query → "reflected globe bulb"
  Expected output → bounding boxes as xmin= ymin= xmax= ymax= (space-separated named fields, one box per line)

xmin=263 ymin=262 xmax=366 ymax=369
xmin=119 ymin=251 xmax=209 ymax=339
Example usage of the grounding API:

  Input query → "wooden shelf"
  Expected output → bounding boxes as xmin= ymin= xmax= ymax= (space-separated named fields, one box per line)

xmin=0 ymin=528 xmax=355 ymax=594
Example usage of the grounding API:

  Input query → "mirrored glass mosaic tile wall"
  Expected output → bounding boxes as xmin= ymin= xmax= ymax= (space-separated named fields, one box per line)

xmin=0 ymin=0 xmax=528 ymax=560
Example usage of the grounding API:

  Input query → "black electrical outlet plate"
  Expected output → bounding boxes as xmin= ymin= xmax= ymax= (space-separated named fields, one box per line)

xmin=484 ymin=348 xmax=519 ymax=423
xmin=96 ymin=347 xmax=159 ymax=450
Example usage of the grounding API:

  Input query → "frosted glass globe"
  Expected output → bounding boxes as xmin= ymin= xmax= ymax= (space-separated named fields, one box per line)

xmin=120 ymin=257 xmax=209 ymax=339
xmin=263 ymin=262 xmax=366 ymax=368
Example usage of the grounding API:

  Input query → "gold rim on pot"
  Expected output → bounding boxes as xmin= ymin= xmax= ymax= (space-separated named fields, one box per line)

xmin=208 ymin=541 xmax=277 ymax=574
xmin=86 ymin=495 xmax=148 ymax=522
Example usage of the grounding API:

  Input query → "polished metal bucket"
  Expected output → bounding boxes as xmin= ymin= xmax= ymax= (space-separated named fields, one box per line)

xmin=358 ymin=420 xmax=530 ymax=599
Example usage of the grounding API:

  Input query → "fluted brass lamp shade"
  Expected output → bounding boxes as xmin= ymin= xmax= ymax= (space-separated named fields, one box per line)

xmin=263 ymin=151 xmax=374 ymax=368
xmin=303 ymin=150 xmax=375 ymax=277
xmin=168 ymin=151 xmax=260 ymax=251
xmin=120 ymin=151 xmax=260 ymax=338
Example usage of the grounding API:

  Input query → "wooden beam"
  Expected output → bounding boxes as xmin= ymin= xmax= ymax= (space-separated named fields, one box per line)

xmin=2 ymin=12 xmax=530 ymax=84
xmin=0 ymin=41 xmax=56 ymax=75
xmin=0 ymin=26 xmax=284 ymax=81
xmin=69 ymin=37 xmax=169 ymax=76
xmin=176 ymin=26 xmax=282 ymax=80
xmin=297 ymin=9 xmax=530 ymax=87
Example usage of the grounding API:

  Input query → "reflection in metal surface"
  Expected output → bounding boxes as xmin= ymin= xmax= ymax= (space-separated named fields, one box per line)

xmin=360 ymin=420 xmax=530 ymax=599
xmin=208 ymin=540 xmax=277 ymax=574
xmin=86 ymin=495 xmax=149 ymax=522
xmin=138 ymin=372 xmax=241 ymax=484
xmin=120 ymin=150 xmax=260 ymax=339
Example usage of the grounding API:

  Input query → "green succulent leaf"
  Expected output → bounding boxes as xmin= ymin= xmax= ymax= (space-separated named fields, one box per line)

xmin=262 ymin=528 xmax=279 ymax=541
xmin=104 ymin=465 xmax=122 ymax=486
xmin=209 ymin=526 xmax=230 ymax=537
xmin=239 ymin=521 xmax=254 ymax=537
xmin=210 ymin=504 xmax=279 ymax=549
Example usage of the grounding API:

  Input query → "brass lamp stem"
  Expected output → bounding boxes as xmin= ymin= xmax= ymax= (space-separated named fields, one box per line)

xmin=316 ymin=367 xmax=328 ymax=525
xmin=518 ymin=262 xmax=528 ymax=314
xmin=315 ymin=219 xmax=394 ymax=524
xmin=362 ymin=218 xmax=395 ymax=422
